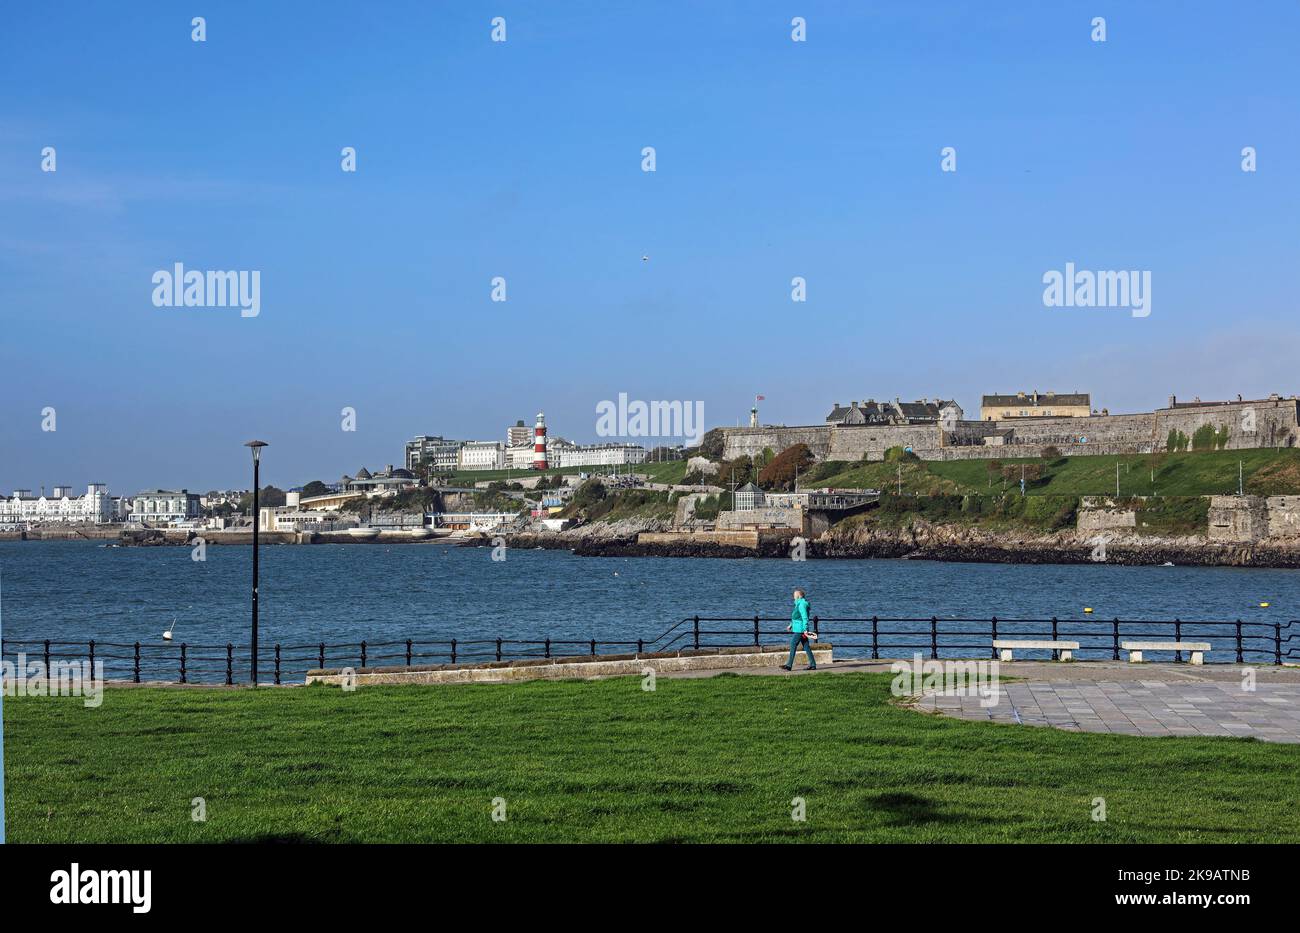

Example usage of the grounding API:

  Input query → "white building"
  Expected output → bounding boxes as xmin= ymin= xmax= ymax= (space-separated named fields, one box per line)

xmin=506 ymin=443 xmax=538 ymax=469
xmin=0 ymin=483 xmax=114 ymax=525
xmin=553 ymin=443 xmax=648 ymax=468
xmin=457 ymin=441 xmax=506 ymax=471
xmin=130 ymin=489 xmax=201 ymax=525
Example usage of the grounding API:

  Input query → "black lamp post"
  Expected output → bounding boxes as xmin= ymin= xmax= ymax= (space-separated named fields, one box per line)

xmin=244 ymin=440 xmax=268 ymax=684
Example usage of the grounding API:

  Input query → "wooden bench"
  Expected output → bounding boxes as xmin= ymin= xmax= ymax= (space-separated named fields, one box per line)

xmin=992 ymin=639 xmax=1081 ymax=662
xmin=1122 ymin=641 xmax=1211 ymax=665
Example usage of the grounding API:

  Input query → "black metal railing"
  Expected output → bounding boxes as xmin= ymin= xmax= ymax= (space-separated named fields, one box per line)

xmin=2 ymin=617 xmax=1296 ymax=685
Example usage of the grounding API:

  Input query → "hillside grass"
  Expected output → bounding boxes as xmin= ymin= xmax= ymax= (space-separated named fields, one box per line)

xmin=5 ymin=674 xmax=1298 ymax=843
xmin=816 ymin=449 xmax=1300 ymax=498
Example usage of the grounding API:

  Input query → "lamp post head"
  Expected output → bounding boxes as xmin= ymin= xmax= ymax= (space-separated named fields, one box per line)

xmin=244 ymin=440 xmax=268 ymax=463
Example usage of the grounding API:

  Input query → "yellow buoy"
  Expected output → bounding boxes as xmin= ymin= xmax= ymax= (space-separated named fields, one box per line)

xmin=1083 ymin=607 xmax=1093 ymax=614
xmin=1260 ymin=602 xmax=1270 ymax=608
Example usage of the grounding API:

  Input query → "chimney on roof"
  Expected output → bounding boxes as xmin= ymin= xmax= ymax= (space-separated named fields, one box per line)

xmin=1168 ymin=394 xmax=1176 ymax=408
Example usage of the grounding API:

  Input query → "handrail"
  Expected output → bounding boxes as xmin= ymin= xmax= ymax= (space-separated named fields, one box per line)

xmin=3 ymin=618 xmax=1294 ymax=685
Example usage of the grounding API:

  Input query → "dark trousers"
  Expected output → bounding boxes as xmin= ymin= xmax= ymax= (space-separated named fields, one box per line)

xmin=786 ymin=633 xmax=816 ymax=668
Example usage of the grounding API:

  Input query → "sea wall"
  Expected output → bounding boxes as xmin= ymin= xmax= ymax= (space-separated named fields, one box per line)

xmin=306 ymin=643 xmax=834 ymax=687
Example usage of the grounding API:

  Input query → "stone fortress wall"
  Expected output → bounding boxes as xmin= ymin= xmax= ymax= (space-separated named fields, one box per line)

xmin=722 ymin=398 xmax=1300 ymax=463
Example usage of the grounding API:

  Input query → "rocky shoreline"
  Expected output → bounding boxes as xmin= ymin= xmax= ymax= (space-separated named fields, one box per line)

xmin=493 ymin=520 xmax=1300 ymax=568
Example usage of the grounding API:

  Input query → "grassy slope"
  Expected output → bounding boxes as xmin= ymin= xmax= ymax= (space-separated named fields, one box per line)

xmin=6 ymin=673 xmax=1298 ymax=843
xmin=817 ymin=449 xmax=1300 ymax=498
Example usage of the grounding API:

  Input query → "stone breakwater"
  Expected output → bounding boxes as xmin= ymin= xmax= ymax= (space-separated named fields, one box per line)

xmin=492 ymin=521 xmax=1300 ymax=568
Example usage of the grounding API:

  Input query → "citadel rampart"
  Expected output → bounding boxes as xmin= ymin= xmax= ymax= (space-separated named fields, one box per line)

xmin=723 ymin=399 xmax=1300 ymax=463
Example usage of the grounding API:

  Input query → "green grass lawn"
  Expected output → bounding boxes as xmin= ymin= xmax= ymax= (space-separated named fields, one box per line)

xmin=6 ymin=673 xmax=1298 ymax=843
xmin=817 ymin=449 xmax=1300 ymax=498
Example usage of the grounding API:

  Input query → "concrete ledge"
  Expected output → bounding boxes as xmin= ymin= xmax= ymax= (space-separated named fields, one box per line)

xmin=305 ymin=643 xmax=834 ymax=686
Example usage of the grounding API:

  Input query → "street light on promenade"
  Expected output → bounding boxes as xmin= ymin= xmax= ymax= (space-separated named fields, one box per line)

xmin=244 ymin=440 xmax=268 ymax=684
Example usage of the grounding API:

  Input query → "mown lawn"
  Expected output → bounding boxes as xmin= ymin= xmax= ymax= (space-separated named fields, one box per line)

xmin=5 ymin=673 xmax=1298 ymax=843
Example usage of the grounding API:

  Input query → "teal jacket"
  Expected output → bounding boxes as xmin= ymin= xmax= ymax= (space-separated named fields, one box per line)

xmin=790 ymin=597 xmax=810 ymax=634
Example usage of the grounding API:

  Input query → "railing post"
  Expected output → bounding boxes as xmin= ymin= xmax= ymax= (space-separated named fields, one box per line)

xmin=180 ymin=643 xmax=187 ymax=684
xmin=318 ymin=642 xmax=325 ymax=670
xmin=496 ymin=638 xmax=503 ymax=662
xmin=88 ymin=639 xmax=95 ymax=676
xmin=990 ymin=617 xmax=998 ymax=660
xmin=637 ymin=638 xmax=644 ymax=654
xmin=1235 ymin=619 xmax=1244 ymax=664
xmin=1276 ymin=623 xmax=1283 ymax=666
xmin=1050 ymin=617 xmax=1058 ymax=660
xmin=451 ymin=638 xmax=457 ymax=664
xmin=133 ymin=641 xmax=140 ymax=683
xmin=544 ymin=638 xmax=551 ymax=659
xmin=930 ymin=617 xmax=938 ymax=660
xmin=1112 ymin=618 xmax=1121 ymax=661
xmin=225 ymin=643 xmax=233 ymax=686
xmin=812 ymin=615 xmax=820 ymax=636
xmin=43 ymin=638 xmax=50 ymax=672
xmin=590 ymin=638 xmax=596 ymax=656
xmin=274 ymin=644 xmax=282 ymax=685
xmin=871 ymin=616 xmax=879 ymax=660
xmin=1174 ymin=619 xmax=1182 ymax=663
xmin=693 ymin=615 xmax=700 ymax=650
xmin=754 ymin=614 xmax=760 ymax=647
xmin=360 ymin=640 xmax=367 ymax=669
xmin=405 ymin=639 xmax=412 ymax=666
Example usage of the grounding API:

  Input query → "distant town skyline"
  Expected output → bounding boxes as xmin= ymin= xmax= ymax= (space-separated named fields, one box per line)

xmin=4 ymin=2 xmax=1298 ymax=492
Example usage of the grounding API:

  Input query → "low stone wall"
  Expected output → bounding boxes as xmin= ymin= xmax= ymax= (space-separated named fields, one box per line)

xmin=1077 ymin=497 xmax=1138 ymax=532
xmin=306 ymin=643 xmax=834 ymax=687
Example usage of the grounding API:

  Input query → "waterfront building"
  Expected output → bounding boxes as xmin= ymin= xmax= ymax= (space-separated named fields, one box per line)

xmin=0 ymin=483 xmax=114 ymax=525
xmin=552 ymin=443 xmax=648 ymax=468
xmin=980 ymin=391 xmax=1091 ymax=420
xmin=340 ymin=465 xmax=415 ymax=495
xmin=130 ymin=489 xmax=201 ymax=525
xmin=458 ymin=441 xmax=506 ymax=471
xmin=826 ymin=398 xmax=962 ymax=426
xmin=405 ymin=435 xmax=464 ymax=473
xmin=506 ymin=443 xmax=537 ymax=469
xmin=734 ymin=482 xmax=765 ymax=510
xmin=506 ymin=420 xmax=532 ymax=447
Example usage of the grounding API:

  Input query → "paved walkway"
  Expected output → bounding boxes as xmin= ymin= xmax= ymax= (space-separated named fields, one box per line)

xmin=914 ymin=679 xmax=1300 ymax=742
xmin=661 ymin=658 xmax=1300 ymax=743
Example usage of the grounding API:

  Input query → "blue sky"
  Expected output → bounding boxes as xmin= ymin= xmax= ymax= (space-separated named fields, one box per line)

xmin=2 ymin=1 xmax=1298 ymax=492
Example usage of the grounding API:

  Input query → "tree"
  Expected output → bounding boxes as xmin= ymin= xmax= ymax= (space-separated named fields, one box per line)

xmin=238 ymin=486 xmax=286 ymax=512
xmin=698 ymin=428 xmax=726 ymax=460
xmin=301 ymin=480 xmax=329 ymax=498
xmin=758 ymin=444 xmax=814 ymax=491
xmin=1040 ymin=445 xmax=1062 ymax=461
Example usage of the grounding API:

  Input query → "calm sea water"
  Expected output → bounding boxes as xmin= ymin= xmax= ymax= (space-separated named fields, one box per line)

xmin=2 ymin=540 xmax=1297 ymax=678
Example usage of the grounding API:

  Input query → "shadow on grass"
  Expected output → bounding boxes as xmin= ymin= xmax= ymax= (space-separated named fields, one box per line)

xmin=868 ymin=791 xmax=962 ymax=826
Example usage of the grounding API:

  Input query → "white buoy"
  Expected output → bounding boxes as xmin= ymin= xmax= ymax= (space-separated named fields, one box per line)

xmin=163 ymin=619 xmax=177 ymax=641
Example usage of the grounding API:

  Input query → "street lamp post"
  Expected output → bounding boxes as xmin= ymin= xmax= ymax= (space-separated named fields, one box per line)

xmin=244 ymin=440 xmax=268 ymax=685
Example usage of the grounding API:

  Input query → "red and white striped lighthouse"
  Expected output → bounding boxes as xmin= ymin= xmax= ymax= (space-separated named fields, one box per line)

xmin=532 ymin=412 xmax=548 ymax=470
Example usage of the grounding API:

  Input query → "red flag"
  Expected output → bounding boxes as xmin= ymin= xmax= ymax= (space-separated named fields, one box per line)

xmin=755 ymin=395 xmax=765 ymax=401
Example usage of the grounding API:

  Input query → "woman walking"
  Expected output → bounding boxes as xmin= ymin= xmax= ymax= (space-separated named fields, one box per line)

xmin=781 ymin=588 xmax=817 ymax=671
